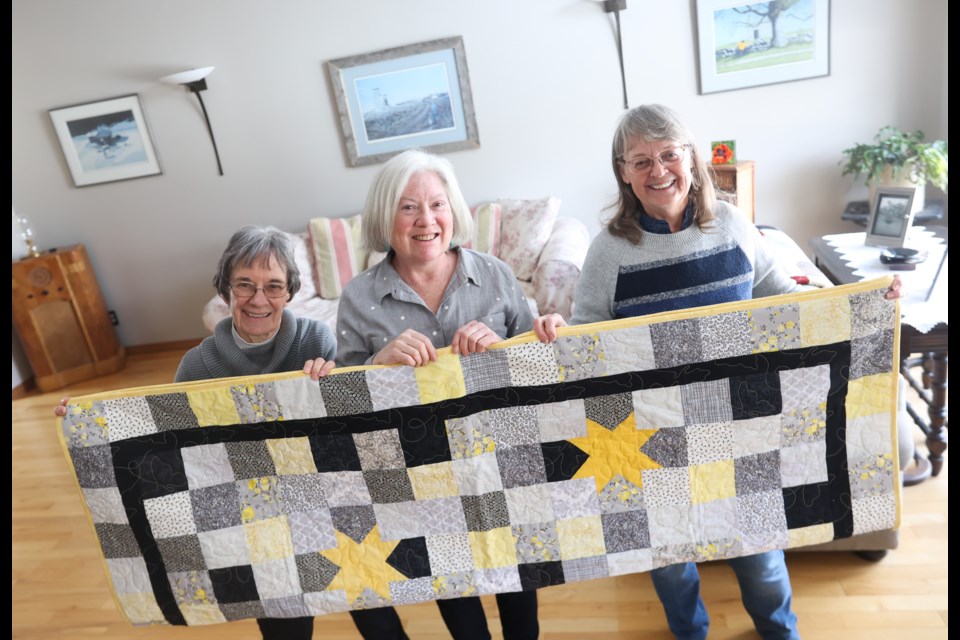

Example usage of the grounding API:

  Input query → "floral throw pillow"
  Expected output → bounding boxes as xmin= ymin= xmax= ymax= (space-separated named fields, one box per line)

xmin=497 ymin=196 xmax=561 ymax=281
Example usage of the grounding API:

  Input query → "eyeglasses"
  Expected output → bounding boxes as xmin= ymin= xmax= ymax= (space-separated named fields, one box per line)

xmin=229 ymin=282 xmax=288 ymax=299
xmin=619 ymin=145 xmax=689 ymax=176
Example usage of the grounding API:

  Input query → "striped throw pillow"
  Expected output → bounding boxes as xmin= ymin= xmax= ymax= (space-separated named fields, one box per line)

xmin=307 ymin=215 xmax=369 ymax=299
xmin=464 ymin=202 xmax=501 ymax=257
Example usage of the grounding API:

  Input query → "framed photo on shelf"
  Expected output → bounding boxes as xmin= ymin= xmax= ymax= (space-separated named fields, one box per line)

xmin=865 ymin=186 xmax=917 ymax=248
xmin=327 ymin=36 xmax=480 ymax=166
xmin=696 ymin=0 xmax=830 ymax=95
xmin=49 ymin=94 xmax=162 ymax=187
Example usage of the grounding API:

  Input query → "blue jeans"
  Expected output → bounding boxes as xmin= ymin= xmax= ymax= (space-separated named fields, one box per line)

xmin=650 ymin=550 xmax=799 ymax=639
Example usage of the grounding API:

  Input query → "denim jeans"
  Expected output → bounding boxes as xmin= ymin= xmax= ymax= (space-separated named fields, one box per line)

xmin=650 ymin=550 xmax=799 ymax=639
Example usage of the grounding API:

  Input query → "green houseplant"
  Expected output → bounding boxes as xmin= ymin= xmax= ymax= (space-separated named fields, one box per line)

xmin=840 ymin=126 xmax=948 ymax=193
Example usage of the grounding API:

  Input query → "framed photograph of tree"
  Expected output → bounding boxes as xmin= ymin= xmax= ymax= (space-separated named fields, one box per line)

xmin=865 ymin=186 xmax=917 ymax=248
xmin=327 ymin=36 xmax=480 ymax=166
xmin=696 ymin=0 xmax=830 ymax=95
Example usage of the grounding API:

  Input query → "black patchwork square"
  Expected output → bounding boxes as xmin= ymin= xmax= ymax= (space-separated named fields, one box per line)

xmin=461 ymin=350 xmax=512 ymax=394
xmin=191 ymin=482 xmax=243 ymax=532
xmin=518 ymin=561 xmax=565 ymax=591
xmin=850 ymin=329 xmax=895 ymax=379
xmin=225 ymin=441 xmax=276 ymax=479
xmin=730 ymin=372 xmax=782 ymax=420
xmin=295 ymin=552 xmax=340 ymax=592
xmin=497 ymin=444 xmax=547 ymax=489
xmin=219 ymin=600 xmax=266 ymax=621
xmin=94 ymin=522 xmax=141 ymax=558
xmin=601 ymin=510 xmax=650 ymax=552
xmin=209 ymin=565 xmax=260 ymax=603
xmin=398 ymin=417 xmax=452 ymax=468
xmin=132 ymin=447 xmax=189 ymax=499
xmin=734 ymin=451 xmax=781 ymax=495
xmin=782 ymin=482 xmax=833 ymax=530
xmin=145 ymin=392 xmax=200 ymax=431
xmin=310 ymin=433 xmax=362 ymax=472
xmin=319 ymin=370 xmax=373 ymax=416
xmin=156 ymin=534 xmax=206 ymax=572
xmin=461 ymin=492 xmax=510 ymax=532
xmin=386 ymin=536 xmax=432 ymax=579
xmin=69 ymin=445 xmax=117 ymax=489
xmin=364 ymin=469 xmax=415 ymax=504
xmin=541 ymin=440 xmax=589 ymax=483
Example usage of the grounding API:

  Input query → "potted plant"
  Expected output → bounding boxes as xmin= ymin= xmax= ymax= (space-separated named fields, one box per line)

xmin=841 ymin=126 xmax=948 ymax=194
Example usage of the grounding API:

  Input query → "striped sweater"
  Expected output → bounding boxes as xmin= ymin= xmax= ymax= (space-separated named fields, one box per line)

xmin=571 ymin=201 xmax=798 ymax=324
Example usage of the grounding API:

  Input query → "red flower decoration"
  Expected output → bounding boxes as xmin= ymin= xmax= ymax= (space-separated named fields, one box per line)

xmin=712 ymin=143 xmax=734 ymax=165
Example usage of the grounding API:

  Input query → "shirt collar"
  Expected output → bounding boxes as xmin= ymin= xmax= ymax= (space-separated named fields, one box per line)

xmin=371 ymin=246 xmax=481 ymax=302
xmin=637 ymin=202 xmax=694 ymax=234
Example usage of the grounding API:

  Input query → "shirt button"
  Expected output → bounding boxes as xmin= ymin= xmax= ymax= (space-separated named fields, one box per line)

xmin=341 ymin=330 xmax=346 ymax=335
xmin=383 ymin=337 xmax=388 ymax=342
xmin=370 ymin=306 xmax=375 ymax=310
xmin=400 ymin=315 xmax=405 ymax=320
xmin=496 ymin=297 xmax=500 ymax=301
xmin=432 ymin=331 xmax=438 ymax=336
xmin=443 ymin=305 xmax=449 ymax=310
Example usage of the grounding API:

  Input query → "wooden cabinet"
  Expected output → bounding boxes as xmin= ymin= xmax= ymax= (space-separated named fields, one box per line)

xmin=711 ymin=160 xmax=755 ymax=222
xmin=11 ymin=244 xmax=125 ymax=391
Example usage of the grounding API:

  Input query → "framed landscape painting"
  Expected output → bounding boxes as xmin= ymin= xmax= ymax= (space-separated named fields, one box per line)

xmin=49 ymin=94 xmax=162 ymax=187
xmin=696 ymin=0 xmax=830 ymax=95
xmin=327 ymin=36 xmax=480 ymax=166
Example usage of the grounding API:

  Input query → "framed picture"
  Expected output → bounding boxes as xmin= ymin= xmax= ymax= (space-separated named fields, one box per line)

xmin=327 ymin=36 xmax=480 ymax=167
xmin=49 ymin=94 xmax=162 ymax=187
xmin=865 ymin=186 xmax=917 ymax=248
xmin=696 ymin=0 xmax=830 ymax=95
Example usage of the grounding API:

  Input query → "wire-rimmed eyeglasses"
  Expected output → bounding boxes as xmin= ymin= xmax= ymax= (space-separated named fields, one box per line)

xmin=619 ymin=145 xmax=690 ymax=176
xmin=229 ymin=282 xmax=288 ymax=299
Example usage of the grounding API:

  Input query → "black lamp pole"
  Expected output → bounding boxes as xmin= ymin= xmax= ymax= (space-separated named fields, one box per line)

xmin=604 ymin=0 xmax=629 ymax=110
xmin=184 ymin=78 xmax=224 ymax=176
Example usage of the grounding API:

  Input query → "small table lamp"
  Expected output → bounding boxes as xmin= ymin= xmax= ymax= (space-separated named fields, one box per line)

xmin=160 ymin=66 xmax=224 ymax=175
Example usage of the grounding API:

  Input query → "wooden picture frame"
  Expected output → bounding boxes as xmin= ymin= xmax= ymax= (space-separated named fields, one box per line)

xmin=327 ymin=36 xmax=480 ymax=166
xmin=696 ymin=0 xmax=830 ymax=95
xmin=865 ymin=186 xmax=917 ymax=248
xmin=49 ymin=94 xmax=162 ymax=187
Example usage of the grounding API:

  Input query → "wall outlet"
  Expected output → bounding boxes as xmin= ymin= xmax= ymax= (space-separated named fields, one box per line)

xmin=108 ymin=310 xmax=119 ymax=325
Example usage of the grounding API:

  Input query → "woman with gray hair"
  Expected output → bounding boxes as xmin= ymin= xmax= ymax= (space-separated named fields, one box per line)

xmin=334 ymin=148 xmax=545 ymax=639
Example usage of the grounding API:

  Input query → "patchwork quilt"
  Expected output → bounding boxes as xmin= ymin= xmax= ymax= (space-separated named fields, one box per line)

xmin=58 ymin=278 xmax=902 ymax=627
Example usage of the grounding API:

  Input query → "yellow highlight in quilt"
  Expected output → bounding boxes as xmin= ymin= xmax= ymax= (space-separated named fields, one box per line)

xmin=787 ymin=522 xmax=834 ymax=548
xmin=186 ymin=388 xmax=241 ymax=427
xmin=179 ymin=603 xmax=227 ymax=625
xmin=322 ymin=526 xmax=406 ymax=602
xmin=415 ymin=351 xmax=467 ymax=404
xmin=799 ymin=297 xmax=851 ymax=346
xmin=568 ymin=413 xmax=660 ymax=492
xmin=469 ymin=526 xmax=519 ymax=569
xmin=846 ymin=374 xmax=894 ymax=420
xmin=408 ymin=462 xmax=459 ymax=500
xmin=557 ymin=516 xmax=606 ymax=559
xmin=266 ymin=437 xmax=318 ymax=475
xmin=116 ymin=592 xmax=165 ymax=625
xmin=689 ymin=460 xmax=736 ymax=504
xmin=244 ymin=516 xmax=294 ymax=564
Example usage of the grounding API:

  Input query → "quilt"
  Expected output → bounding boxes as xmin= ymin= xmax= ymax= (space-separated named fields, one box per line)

xmin=58 ymin=277 xmax=902 ymax=627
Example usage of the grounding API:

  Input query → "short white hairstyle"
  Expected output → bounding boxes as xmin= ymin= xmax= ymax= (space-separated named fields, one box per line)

xmin=361 ymin=149 xmax=474 ymax=252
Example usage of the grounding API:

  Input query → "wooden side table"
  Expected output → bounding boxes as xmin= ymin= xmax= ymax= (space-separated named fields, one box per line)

xmin=711 ymin=160 xmax=755 ymax=222
xmin=11 ymin=244 xmax=126 ymax=391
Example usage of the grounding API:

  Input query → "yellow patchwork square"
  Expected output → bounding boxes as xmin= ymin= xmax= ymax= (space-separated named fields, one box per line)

xmin=469 ymin=526 xmax=518 ymax=569
xmin=415 ymin=352 xmax=466 ymax=404
xmin=787 ymin=522 xmax=834 ymax=548
xmin=267 ymin=437 xmax=318 ymax=475
xmin=245 ymin=516 xmax=294 ymax=564
xmin=556 ymin=516 xmax=606 ymax=559
xmin=186 ymin=387 xmax=241 ymax=427
xmin=799 ymin=297 xmax=851 ymax=346
xmin=846 ymin=373 xmax=896 ymax=421
xmin=408 ymin=462 xmax=458 ymax=500
xmin=180 ymin=603 xmax=227 ymax=625
xmin=689 ymin=460 xmax=736 ymax=504
xmin=116 ymin=592 xmax=165 ymax=625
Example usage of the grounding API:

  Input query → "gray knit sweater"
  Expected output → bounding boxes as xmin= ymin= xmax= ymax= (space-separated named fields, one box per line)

xmin=174 ymin=309 xmax=336 ymax=382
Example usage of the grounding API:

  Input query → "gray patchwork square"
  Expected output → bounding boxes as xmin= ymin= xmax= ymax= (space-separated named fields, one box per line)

xmin=191 ymin=482 xmax=242 ymax=532
xmin=146 ymin=393 xmax=199 ymax=431
xmin=182 ymin=443 xmax=236 ymax=490
xmin=460 ymin=349 xmax=512 ymax=394
xmin=461 ymin=492 xmax=510 ymax=531
xmin=598 ymin=476 xmax=646 ymax=514
xmin=432 ymin=570 xmax=479 ymax=600
xmin=446 ymin=413 xmax=491 ymax=460
xmin=600 ymin=325 xmax=656 ymax=376
xmin=156 ymin=534 xmax=206 ymax=572
xmin=647 ymin=504 xmax=695 ymax=546
xmin=418 ymin=497 xmax=468 ymax=536
xmin=275 ymin=376 xmax=327 ymax=421
xmin=561 ymin=555 xmax=609 ymax=582
xmin=686 ymin=421 xmax=734 ymax=465
xmin=319 ymin=370 xmax=373 ymax=416
xmin=105 ymin=557 xmax=153 ymax=594
xmin=650 ymin=318 xmax=703 ymax=368
xmin=735 ymin=451 xmax=782 ymax=495
xmin=642 ymin=467 xmax=691 ymax=508
xmin=733 ymin=416 xmax=782 ymax=458
xmin=737 ymin=491 xmax=787 ymax=534
xmin=474 ymin=566 xmax=523 ymax=596
xmin=225 ymin=441 xmax=276 ymax=479
xmin=69 ymin=445 xmax=116 ymax=489
xmin=318 ymin=471 xmax=372 ymax=507
xmin=364 ymin=469 xmax=415 ymax=504
xmin=278 ymin=474 xmax=328 ymax=513
xmin=389 ymin=576 xmax=435 ymax=606
xmin=746 ymin=304 xmax=801 ymax=353
xmin=354 ymin=587 xmax=393 ymax=610
xmin=850 ymin=329 xmax=896 ymax=379
xmin=549 ymin=478 xmax=601 ymax=519
xmin=506 ymin=341 xmax=560 ymax=387
xmin=536 ymin=399 xmax=587 ymax=441
xmin=554 ymin=333 xmax=607 ymax=382
xmin=486 ymin=405 xmax=540 ymax=447
xmin=103 ymin=396 xmax=157 ymax=441
xmin=693 ymin=536 xmax=743 ymax=563
xmin=60 ymin=400 xmax=109 ymax=448
xmin=288 ymin=509 xmax=337 ymax=555
xmin=779 ymin=365 xmax=831 ymax=414
xmin=742 ymin=530 xmax=788 ymax=556
xmin=82 ymin=487 xmax=127 ymax=524
xmin=850 ymin=290 xmax=897 ymax=339
xmin=94 ymin=522 xmax=141 ymax=558
xmin=295 ymin=552 xmax=340 ymax=592
xmin=504 ymin=485 xmax=555 ymax=525
xmin=236 ymin=476 xmax=282 ymax=523
xmin=847 ymin=451 xmax=896 ymax=500
xmin=230 ymin=382 xmax=282 ymax=423
xmin=374 ymin=502 xmax=422 ymax=541
xmin=512 ymin=521 xmax=561 ymax=563
xmin=262 ymin=595 xmax=310 ymax=618
xmin=425 ymin=533 xmax=474 ymax=575
xmin=699 ymin=311 xmax=753 ymax=360
xmin=584 ymin=393 xmax=633 ymax=430
xmin=681 ymin=379 xmax=733 ymax=425
xmin=639 ymin=427 xmax=688 ymax=468
xmin=496 ymin=444 xmax=547 ymax=489
xmin=353 ymin=429 xmax=406 ymax=470
xmin=366 ymin=366 xmax=420 ymax=411
xmin=330 ymin=505 xmax=376 ymax=543
xmin=690 ymin=497 xmax=740 ymax=541
xmin=601 ymin=510 xmax=650 ymax=552
xmin=168 ymin=570 xmax=216 ymax=606
xmin=652 ymin=542 xmax=697 ymax=568
xmin=220 ymin=600 xmax=266 ymax=621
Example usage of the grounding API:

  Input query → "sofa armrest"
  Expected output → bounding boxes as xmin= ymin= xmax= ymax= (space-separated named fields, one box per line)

xmin=531 ymin=217 xmax=590 ymax=320
xmin=757 ymin=225 xmax=833 ymax=289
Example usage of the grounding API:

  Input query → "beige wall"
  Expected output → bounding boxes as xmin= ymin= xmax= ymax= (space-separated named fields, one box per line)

xmin=11 ymin=0 xmax=949 ymax=384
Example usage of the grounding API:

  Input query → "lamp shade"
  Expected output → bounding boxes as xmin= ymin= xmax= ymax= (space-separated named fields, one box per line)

xmin=160 ymin=66 xmax=215 ymax=85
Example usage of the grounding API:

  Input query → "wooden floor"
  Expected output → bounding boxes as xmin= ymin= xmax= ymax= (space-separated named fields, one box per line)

xmin=12 ymin=351 xmax=948 ymax=639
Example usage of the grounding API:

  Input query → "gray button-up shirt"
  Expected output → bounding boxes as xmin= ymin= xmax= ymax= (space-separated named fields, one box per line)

xmin=336 ymin=247 xmax=533 ymax=366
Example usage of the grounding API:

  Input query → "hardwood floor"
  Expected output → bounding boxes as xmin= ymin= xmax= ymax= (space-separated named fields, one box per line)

xmin=11 ymin=351 xmax=948 ymax=639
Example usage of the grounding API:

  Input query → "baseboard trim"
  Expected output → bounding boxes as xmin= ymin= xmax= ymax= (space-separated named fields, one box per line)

xmin=126 ymin=339 xmax=201 ymax=356
xmin=12 ymin=376 xmax=36 ymax=400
